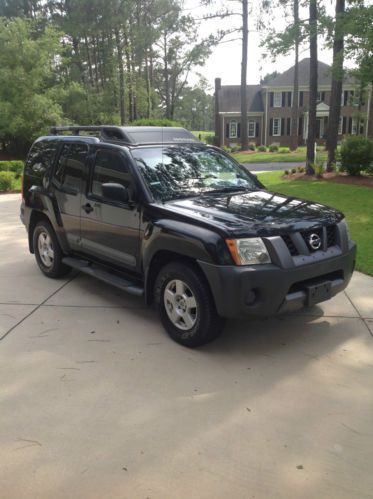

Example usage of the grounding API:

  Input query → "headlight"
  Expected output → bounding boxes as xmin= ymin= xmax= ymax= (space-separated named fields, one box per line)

xmin=226 ymin=238 xmax=271 ymax=265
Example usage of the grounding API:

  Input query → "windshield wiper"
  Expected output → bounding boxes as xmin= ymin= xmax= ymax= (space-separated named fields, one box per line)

xmin=205 ymin=186 xmax=252 ymax=194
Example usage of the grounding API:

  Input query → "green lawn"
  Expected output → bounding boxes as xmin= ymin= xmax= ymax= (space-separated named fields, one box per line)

xmin=257 ymin=171 xmax=373 ymax=276
xmin=191 ymin=130 xmax=213 ymax=142
xmin=233 ymin=146 xmax=327 ymax=164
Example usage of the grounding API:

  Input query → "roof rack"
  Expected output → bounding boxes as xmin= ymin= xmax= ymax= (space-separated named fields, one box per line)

xmin=49 ymin=125 xmax=201 ymax=146
xmin=50 ymin=126 xmax=131 ymax=142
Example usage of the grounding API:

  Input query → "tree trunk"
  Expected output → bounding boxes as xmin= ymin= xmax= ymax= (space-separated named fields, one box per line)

xmin=326 ymin=0 xmax=345 ymax=171
xmin=124 ymin=31 xmax=134 ymax=122
xmin=145 ymin=50 xmax=152 ymax=118
xmin=84 ymin=36 xmax=94 ymax=87
xmin=306 ymin=0 xmax=317 ymax=175
xmin=290 ymin=0 xmax=299 ymax=151
xmin=115 ymin=28 xmax=126 ymax=125
xmin=240 ymin=0 xmax=249 ymax=151
xmin=163 ymin=33 xmax=171 ymax=119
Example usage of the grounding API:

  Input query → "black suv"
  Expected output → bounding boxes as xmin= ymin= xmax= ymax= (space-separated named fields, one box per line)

xmin=21 ymin=126 xmax=356 ymax=347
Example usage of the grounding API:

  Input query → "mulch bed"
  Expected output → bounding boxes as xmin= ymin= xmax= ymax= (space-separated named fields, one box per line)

xmin=282 ymin=172 xmax=373 ymax=188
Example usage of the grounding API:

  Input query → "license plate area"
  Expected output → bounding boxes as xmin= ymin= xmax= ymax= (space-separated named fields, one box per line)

xmin=306 ymin=281 xmax=332 ymax=306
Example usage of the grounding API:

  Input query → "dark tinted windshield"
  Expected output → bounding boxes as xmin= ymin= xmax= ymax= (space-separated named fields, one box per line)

xmin=131 ymin=145 xmax=258 ymax=202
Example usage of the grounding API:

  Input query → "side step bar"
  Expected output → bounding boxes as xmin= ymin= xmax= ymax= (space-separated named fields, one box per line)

xmin=62 ymin=257 xmax=144 ymax=297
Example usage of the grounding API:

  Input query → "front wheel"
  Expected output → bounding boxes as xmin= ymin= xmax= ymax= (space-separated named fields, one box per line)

xmin=154 ymin=262 xmax=225 ymax=347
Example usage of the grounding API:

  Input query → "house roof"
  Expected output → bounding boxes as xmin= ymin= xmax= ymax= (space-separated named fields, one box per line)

xmin=264 ymin=58 xmax=356 ymax=87
xmin=217 ymin=85 xmax=263 ymax=113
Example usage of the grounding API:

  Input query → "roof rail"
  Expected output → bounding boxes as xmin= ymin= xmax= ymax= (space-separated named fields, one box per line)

xmin=49 ymin=125 xmax=201 ymax=146
xmin=49 ymin=126 xmax=131 ymax=142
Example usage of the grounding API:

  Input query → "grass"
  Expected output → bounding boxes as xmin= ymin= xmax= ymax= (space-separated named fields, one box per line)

xmin=257 ymin=170 xmax=373 ymax=276
xmin=191 ymin=130 xmax=214 ymax=143
xmin=233 ymin=146 xmax=328 ymax=164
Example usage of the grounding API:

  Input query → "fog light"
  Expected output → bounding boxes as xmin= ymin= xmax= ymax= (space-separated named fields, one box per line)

xmin=245 ymin=289 xmax=257 ymax=305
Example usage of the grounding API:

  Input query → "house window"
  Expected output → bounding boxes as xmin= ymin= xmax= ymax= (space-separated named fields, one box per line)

xmin=273 ymin=118 xmax=281 ymax=136
xmin=229 ymin=120 xmax=237 ymax=138
xmin=317 ymin=91 xmax=322 ymax=102
xmin=352 ymin=118 xmax=358 ymax=135
xmin=338 ymin=117 xmax=343 ymax=135
xmin=273 ymin=92 xmax=282 ymax=108
xmin=248 ymin=120 xmax=255 ymax=137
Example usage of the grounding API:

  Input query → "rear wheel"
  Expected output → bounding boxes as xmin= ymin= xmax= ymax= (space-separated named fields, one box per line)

xmin=33 ymin=220 xmax=70 ymax=278
xmin=154 ymin=262 xmax=225 ymax=347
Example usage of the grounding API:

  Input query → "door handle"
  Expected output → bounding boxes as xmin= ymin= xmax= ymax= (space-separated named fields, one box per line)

xmin=82 ymin=203 xmax=94 ymax=214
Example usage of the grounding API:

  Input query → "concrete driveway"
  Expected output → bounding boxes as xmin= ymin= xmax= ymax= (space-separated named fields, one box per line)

xmin=1 ymin=193 xmax=373 ymax=499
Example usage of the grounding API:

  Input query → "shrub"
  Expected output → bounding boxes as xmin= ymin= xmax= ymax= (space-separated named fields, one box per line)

xmin=284 ymin=170 xmax=289 ymax=175
xmin=0 ymin=171 xmax=15 ymax=191
xmin=268 ymin=144 xmax=279 ymax=152
xmin=279 ymin=147 xmax=290 ymax=154
xmin=340 ymin=136 xmax=373 ymax=176
xmin=248 ymin=142 xmax=256 ymax=151
xmin=230 ymin=145 xmax=241 ymax=153
xmin=257 ymin=145 xmax=267 ymax=152
xmin=297 ymin=166 xmax=305 ymax=173
xmin=130 ymin=118 xmax=182 ymax=127
xmin=222 ymin=145 xmax=232 ymax=153
xmin=204 ymin=133 xmax=215 ymax=145
xmin=0 ymin=161 xmax=24 ymax=178
xmin=314 ymin=162 xmax=324 ymax=178
xmin=291 ymin=168 xmax=296 ymax=174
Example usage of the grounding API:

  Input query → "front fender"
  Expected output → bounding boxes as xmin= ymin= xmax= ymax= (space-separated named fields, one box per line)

xmin=141 ymin=219 xmax=233 ymax=271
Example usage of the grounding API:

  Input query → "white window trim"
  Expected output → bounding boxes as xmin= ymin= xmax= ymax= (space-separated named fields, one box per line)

xmin=229 ymin=120 xmax=237 ymax=139
xmin=273 ymin=92 xmax=282 ymax=108
xmin=273 ymin=118 xmax=281 ymax=136
xmin=248 ymin=120 xmax=255 ymax=138
xmin=338 ymin=116 xmax=343 ymax=135
xmin=352 ymin=118 xmax=358 ymax=135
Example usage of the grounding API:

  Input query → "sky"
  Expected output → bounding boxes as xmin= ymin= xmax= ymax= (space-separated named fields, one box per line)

xmin=183 ymin=0 xmax=339 ymax=89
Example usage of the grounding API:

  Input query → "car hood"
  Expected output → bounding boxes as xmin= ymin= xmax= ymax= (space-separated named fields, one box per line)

xmin=159 ymin=189 xmax=344 ymax=237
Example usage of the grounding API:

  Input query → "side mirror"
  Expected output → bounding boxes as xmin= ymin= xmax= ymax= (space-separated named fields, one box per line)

xmin=101 ymin=183 xmax=129 ymax=203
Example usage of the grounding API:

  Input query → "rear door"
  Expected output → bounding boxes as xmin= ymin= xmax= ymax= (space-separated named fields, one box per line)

xmin=52 ymin=142 xmax=89 ymax=250
xmin=80 ymin=147 xmax=141 ymax=270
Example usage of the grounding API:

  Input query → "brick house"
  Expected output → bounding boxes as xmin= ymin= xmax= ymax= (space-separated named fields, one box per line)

xmin=214 ymin=58 xmax=373 ymax=148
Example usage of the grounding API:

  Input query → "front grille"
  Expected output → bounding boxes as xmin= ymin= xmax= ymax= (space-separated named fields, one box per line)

xmin=282 ymin=235 xmax=298 ymax=256
xmin=326 ymin=225 xmax=337 ymax=246
xmin=282 ymin=224 xmax=338 ymax=256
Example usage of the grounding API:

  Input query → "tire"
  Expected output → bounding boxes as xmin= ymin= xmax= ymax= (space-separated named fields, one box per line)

xmin=154 ymin=262 xmax=225 ymax=347
xmin=33 ymin=220 xmax=71 ymax=278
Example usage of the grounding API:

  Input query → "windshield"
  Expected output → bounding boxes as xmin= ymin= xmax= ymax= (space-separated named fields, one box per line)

xmin=131 ymin=145 xmax=259 ymax=202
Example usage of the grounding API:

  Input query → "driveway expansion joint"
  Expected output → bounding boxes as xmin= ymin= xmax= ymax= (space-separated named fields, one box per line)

xmin=344 ymin=291 xmax=373 ymax=338
xmin=0 ymin=274 xmax=78 ymax=342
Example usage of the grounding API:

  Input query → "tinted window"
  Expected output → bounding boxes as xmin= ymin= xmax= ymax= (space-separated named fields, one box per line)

xmin=91 ymin=150 xmax=131 ymax=198
xmin=25 ymin=140 xmax=59 ymax=179
xmin=54 ymin=143 xmax=88 ymax=190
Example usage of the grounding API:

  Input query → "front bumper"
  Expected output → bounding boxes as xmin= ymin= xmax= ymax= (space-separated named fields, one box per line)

xmin=198 ymin=242 xmax=356 ymax=318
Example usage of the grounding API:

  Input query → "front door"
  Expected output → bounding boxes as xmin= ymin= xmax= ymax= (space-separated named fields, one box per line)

xmin=80 ymin=147 xmax=141 ymax=271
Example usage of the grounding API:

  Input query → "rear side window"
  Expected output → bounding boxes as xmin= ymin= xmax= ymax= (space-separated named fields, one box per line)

xmin=25 ymin=140 xmax=59 ymax=180
xmin=54 ymin=143 xmax=89 ymax=190
xmin=91 ymin=150 xmax=131 ymax=199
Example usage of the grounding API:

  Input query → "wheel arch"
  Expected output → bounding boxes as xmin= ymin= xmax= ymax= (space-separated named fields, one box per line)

xmin=144 ymin=249 xmax=213 ymax=306
xmin=28 ymin=210 xmax=69 ymax=255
